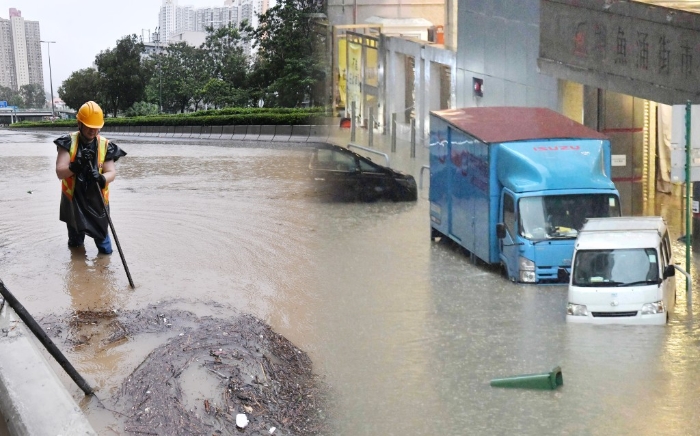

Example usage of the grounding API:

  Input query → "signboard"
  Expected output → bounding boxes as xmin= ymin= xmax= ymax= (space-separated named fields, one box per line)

xmin=337 ymin=37 xmax=347 ymax=107
xmin=611 ymin=155 xmax=626 ymax=167
xmin=670 ymin=104 xmax=700 ymax=182
xmin=0 ymin=101 xmax=7 ymax=108
xmin=347 ymin=41 xmax=361 ymax=109
xmin=539 ymin=0 xmax=700 ymax=105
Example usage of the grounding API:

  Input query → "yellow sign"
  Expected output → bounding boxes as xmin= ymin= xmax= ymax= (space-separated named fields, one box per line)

xmin=347 ymin=41 xmax=361 ymax=110
xmin=337 ymin=37 xmax=347 ymax=107
xmin=366 ymin=47 xmax=377 ymax=87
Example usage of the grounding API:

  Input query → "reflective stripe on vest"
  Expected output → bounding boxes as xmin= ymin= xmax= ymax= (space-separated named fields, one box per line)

xmin=61 ymin=132 xmax=110 ymax=203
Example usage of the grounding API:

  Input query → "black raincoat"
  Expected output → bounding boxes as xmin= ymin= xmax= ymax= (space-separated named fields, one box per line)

xmin=55 ymin=134 xmax=127 ymax=240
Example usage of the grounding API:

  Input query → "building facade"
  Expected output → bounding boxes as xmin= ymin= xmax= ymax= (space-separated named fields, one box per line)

xmin=194 ymin=5 xmax=239 ymax=32
xmin=0 ymin=8 xmax=43 ymax=92
xmin=330 ymin=0 xmax=700 ymax=216
xmin=158 ymin=0 xmax=266 ymax=44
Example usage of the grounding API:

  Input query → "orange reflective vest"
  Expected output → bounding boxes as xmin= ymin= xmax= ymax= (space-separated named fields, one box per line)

xmin=61 ymin=132 xmax=110 ymax=204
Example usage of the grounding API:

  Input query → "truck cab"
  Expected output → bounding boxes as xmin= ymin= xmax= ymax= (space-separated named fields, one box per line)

xmin=497 ymin=191 xmax=621 ymax=283
xmin=566 ymin=217 xmax=676 ymax=325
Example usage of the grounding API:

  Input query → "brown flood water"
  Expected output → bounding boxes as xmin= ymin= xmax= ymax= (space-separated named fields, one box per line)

xmin=4 ymin=129 xmax=700 ymax=436
xmin=0 ymin=130 xmax=326 ymax=433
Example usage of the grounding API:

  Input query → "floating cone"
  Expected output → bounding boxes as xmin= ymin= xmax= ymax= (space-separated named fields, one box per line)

xmin=490 ymin=366 xmax=563 ymax=390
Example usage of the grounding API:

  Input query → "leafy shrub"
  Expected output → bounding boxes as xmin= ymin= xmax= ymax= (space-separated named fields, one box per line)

xmin=10 ymin=107 xmax=331 ymax=128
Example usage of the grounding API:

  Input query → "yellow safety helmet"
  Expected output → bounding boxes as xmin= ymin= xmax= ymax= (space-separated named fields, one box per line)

xmin=76 ymin=101 xmax=104 ymax=129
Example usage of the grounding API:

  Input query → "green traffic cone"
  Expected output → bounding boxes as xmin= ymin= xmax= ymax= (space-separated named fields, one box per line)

xmin=490 ymin=366 xmax=563 ymax=390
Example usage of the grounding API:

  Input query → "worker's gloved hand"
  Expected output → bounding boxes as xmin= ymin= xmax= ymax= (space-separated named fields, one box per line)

xmin=90 ymin=167 xmax=107 ymax=189
xmin=68 ymin=158 xmax=84 ymax=175
xmin=81 ymin=148 xmax=95 ymax=167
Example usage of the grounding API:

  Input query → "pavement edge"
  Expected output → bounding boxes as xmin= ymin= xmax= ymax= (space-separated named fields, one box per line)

xmin=0 ymin=303 xmax=97 ymax=436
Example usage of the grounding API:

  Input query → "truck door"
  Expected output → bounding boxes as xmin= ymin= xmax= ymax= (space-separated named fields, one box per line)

xmin=499 ymin=191 xmax=519 ymax=280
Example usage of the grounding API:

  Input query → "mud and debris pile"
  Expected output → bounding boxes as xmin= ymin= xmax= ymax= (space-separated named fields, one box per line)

xmin=40 ymin=303 xmax=331 ymax=436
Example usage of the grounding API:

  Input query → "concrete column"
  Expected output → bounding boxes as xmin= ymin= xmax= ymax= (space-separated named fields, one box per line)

xmin=415 ymin=45 xmax=426 ymax=141
xmin=378 ymin=34 xmax=387 ymax=134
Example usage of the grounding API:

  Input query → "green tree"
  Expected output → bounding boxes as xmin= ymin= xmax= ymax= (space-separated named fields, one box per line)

xmin=201 ymin=24 xmax=250 ymax=107
xmin=19 ymin=84 xmax=46 ymax=108
xmin=0 ymin=86 xmax=20 ymax=106
xmin=57 ymin=68 xmax=102 ymax=110
xmin=7 ymin=94 xmax=23 ymax=108
xmin=95 ymin=35 xmax=150 ymax=117
xmin=124 ymin=101 xmax=159 ymax=116
xmin=250 ymin=0 xmax=326 ymax=107
xmin=156 ymin=42 xmax=208 ymax=113
xmin=201 ymin=78 xmax=250 ymax=108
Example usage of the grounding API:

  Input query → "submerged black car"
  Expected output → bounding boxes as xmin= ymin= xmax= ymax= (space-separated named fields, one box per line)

xmin=309 ymin=143 xmax=417 ymax=202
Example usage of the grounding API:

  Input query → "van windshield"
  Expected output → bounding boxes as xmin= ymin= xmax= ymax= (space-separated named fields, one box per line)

xmin=572 ymin=248 xmax=659 ymax=287
xmin=518 ymin=194 xmax=620 ymax=240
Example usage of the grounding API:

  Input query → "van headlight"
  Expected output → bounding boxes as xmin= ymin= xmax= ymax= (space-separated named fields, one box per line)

xmin=519 ymin=257 xmax=536 ymax=283
xmin=641 ymin=301 xmax=665 ymax=314
xmin=567 ymin=303 xmax=589 ymax=316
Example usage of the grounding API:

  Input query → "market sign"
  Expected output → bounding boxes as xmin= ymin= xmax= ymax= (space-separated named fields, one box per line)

xmin=539 ymin=0 xmax=700 ymax=105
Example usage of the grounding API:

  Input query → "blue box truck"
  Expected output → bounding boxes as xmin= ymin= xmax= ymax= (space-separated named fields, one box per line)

xmin=429 ymin=107 xmax=621 ymax=283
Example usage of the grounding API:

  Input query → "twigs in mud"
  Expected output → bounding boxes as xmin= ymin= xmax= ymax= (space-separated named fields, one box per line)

xmin=123 ymin=427 xmax=158 ymax=435
xmin=39 ymin=305 xmax=330 ymax=436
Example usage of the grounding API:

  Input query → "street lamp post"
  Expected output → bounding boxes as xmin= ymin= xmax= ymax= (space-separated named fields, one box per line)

xmin=40 ymin=40 xmax=56 ymax=119
xmin=154 ymin=27 xmax=162 ymax=113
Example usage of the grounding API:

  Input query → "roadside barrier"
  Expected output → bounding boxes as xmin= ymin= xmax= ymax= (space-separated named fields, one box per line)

xmin=13 ymin=123 xmax=345 ymax=143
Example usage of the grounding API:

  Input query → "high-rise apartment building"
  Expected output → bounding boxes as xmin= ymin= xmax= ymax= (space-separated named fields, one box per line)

xmin=194 ymin=6 xmax=239 ymax=33
xmin=158 ymin=0 xmax=270 ymax=44
xmin=239 ymin=0 xmax=253 ymax=27
xmin=0 ymin=8 xmax=43 ymax=91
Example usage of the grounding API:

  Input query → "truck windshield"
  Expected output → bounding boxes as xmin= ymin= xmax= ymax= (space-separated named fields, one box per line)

xmin=571 ymin=248 xmax=659 ymax=287
xmin=518 ymin=194 xmax=620 ymax=240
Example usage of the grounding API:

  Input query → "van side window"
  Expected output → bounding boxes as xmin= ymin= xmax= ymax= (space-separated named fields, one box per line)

xmin=659 ymin=239 xmax=669 ymax=273
xmin=503 ymin=193 xmax=515 ymax=236
xmin=658 ymin=234 xmax=666 ymax=267
xmin=662 ymin=232 xmax=672 ymax=265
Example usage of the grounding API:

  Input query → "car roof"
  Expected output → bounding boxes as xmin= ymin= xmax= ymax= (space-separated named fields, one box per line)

xmin=575 ymin=217 xmax=666 ymax=250
xmin=580 ymin=217 xmax=666 ymax=233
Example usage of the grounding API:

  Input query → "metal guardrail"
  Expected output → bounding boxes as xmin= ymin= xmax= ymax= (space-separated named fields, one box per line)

xmin=347 ymin=143 xmax=390 ymax=167
xmin=673 ymin=264 xmax=692 ymax=311
xmin=420 ymin=165 xmax=430 ymax=190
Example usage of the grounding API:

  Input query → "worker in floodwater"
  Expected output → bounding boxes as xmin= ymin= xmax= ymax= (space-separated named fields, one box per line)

xmin=54 ymin=101 xmax=127 ymax=254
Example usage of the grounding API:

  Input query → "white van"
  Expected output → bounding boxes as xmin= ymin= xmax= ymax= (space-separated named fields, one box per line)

xmin=566 ymin=217 xmax=676 ymax=325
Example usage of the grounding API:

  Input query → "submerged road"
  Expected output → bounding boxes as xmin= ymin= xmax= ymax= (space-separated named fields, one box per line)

xmin=1 ymin=128 xmax=700 ymax=435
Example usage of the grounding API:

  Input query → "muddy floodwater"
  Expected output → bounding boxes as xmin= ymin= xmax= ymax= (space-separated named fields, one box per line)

xmin=3 ymin=128 xmax=700 ymax=435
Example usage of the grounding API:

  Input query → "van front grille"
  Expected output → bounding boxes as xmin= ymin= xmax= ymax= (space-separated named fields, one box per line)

xmin=591 ymin=311 xmax=638 ymax=318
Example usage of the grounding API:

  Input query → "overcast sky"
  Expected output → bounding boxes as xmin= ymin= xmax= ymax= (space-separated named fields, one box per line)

xmin=10 ymin=0 xmax=229 ymax=98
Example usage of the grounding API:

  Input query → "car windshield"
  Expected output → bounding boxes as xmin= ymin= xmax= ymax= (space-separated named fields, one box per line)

xmin=572 ymin=248 xmax=659 ymax=287
xmin=518 ymin=194 xmax=620 ymax=240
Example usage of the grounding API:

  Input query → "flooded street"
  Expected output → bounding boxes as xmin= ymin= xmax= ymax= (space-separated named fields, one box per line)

xmin=2 ymin=128 xmax=700 ymax=435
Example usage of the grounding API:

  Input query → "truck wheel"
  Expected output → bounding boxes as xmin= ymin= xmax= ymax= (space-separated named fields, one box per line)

xmin=500 ymin=262 xmax=514 ymax=282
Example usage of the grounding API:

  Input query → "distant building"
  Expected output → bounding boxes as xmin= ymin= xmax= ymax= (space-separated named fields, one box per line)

xmin=49 ymin=96 xmax=66 ymax=110
xmin=156 ymin=0 xmax=269 ymax=56
xmin=169 ymin=31 xmax=207 ymax=47
xmin=194 ymin=5 xmax=239 ymax=32
xmin=159 ymin=0 xmax=250 ymax=44
xmin=0 ymin=8 xmax=44 ymax=91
